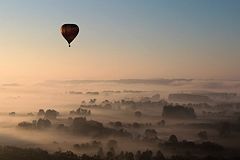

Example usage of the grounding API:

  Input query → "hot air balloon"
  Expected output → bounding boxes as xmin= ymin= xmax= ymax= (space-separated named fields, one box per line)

xmin=61 ymin=24 xmax=79 ymax=47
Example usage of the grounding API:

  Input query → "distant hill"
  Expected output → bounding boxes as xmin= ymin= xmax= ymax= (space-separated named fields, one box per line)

xmin=168 ymin=93 xmax=212 ymax=103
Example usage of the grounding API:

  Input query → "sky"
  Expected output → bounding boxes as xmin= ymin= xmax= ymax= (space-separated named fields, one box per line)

xmin=0 ymin=0 xmax=240 ymax=82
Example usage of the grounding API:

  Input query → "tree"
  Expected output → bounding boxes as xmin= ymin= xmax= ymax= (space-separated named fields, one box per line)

xmin=107 ymin=140 xmax=118 ymax=149
xmin=162 ymin=105 xmax=196 ymax=119
xmin=106 ymin=147 xmax=115 ymax=160
xmin=157 ymin=120 xmax=166 ymax=127
xmin=45 ymin=109 xmax=59 ymax=119
xmin=218 ymin=122 xmax=231 ymax=137
xmin=9 ymin=112 xmax=16 ymax=116
xmin=135 ymin=111 xmax=142 ymax=118
xmin=140 ymin=150 xmax=153 ymax=160
xmin=135 ymin=150 xmax=141 ymax=160
xmin=37 ymin=119 xmax=51 ymax=129
xmin=168 ymin=135 xmax=178 ymax=143
xmin=27 ymin=112 xmax=34 ymax=116
xmin=18 ymin=121 xmax=34 ymax=129
xmin=144 ymin=129 xmax=158 ymax=139
xmin=154 ymin=150 xmax=165 ymax=160
xmin=198 ymin=131 xmax=208 ymax=140
xmin=97 ymin=147 xmax=104 ymax=159
xmin=37 ymin=109 xmax=45 ymax=116
xmin=114 ymin=121 xmax=122 ymax=127
xmin=89 ymin=98 xmax=96 ymax=104
xmin=125 ymin=151 xmax=134 ymax=160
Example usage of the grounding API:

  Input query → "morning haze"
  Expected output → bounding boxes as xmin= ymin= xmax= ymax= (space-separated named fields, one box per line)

xmin=0 ymin=1 xmax=240 ymax=160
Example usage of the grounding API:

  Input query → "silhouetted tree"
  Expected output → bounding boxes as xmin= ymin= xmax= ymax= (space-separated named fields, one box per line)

xmin=107 ymin=140 xmax=118 ymax=149
xmin=153 ymin=150 xmax=165 ymax=160
xmin=9 ymin=112 xmax=16 ymax=116
xmin=97 ymin=147 xmax=104 ymax=159
xmin=198 ymin=131 xmax=208 ymax=140
xmin=27 ymin=112 xmax=34 ymax=116
xmin=157 ymin=120 xmax=166 ymax=127
xmin=162 ymin=105 xmax=196 ymax=119
xmin=135 ymin=111 xmax=142 ymax=118
xmin=89 ymin=98 xmax=97 ymax=104
xmin=18 ymin=121 xmax=34 ymax=129
xmin=144 ymin=129 xmax=158 ymax=140
xmin=45 ymin=109 xmax=59 ymax=119
xmin=106 ymin=147 xmax=115 ymax=160
xmin=125 ymin=151 xmax=134 ymax=160
xmin=37 ymin=118 xmax=51 ymax=129
xmin=37 ymin=109 xmax=45 ymax=116
xmin=218 ymin=122 xmax=231 ymax=137
xmin=168 ymin=135 xmax=178 ymax=144
xmin=140 ymin=150 xmax=153 ymax=160
xmin=135 ymin=150 xmax=142 ymax=160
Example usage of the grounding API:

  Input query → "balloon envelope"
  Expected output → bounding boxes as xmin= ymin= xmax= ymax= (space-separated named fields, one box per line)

xmin=61 ymin=24 xmax=79 ymax=47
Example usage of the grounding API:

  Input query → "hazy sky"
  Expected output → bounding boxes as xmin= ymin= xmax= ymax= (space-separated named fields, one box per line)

xmin=0 ymin=0 xmax=239 ymax=82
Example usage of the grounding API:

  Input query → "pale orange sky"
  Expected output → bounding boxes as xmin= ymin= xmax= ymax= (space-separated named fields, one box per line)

xmin=0 ymin=1 xmax=240 ymax=82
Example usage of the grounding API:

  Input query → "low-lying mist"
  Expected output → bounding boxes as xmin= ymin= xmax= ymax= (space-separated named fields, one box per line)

xmin=0 ymin=79 xmax=240 ymax=158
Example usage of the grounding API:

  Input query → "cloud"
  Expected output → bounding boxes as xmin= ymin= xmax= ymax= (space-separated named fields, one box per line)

xmin=68 ymin=91 xmax=83 ymax=95
xmin=2 ymin=83 xmax=21 ymax=87
xmin=114 ymin=79 xmax=193 ymax=85
xmin=201 ymin=82 xmax=226 ymax=89
xmin=5 ymin=96 xmax=21 ymax=100
xmin=39 ymin=79 xmax=193 ymax=86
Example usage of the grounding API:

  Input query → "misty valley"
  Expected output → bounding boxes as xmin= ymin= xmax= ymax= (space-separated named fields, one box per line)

xmin=0 ymin=80 xmax=240 ymax=160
